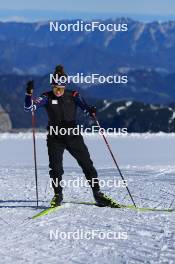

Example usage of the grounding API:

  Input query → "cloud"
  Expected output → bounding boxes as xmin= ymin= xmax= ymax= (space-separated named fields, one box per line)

xmin=0 ymin=16 xmax=27 ymax=22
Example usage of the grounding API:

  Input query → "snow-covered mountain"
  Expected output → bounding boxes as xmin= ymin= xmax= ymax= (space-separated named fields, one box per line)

xmin=0 ymin=72 xmax=175 ymax=131
xmin=96 ymin=100 xmax=175 ymax=133
xmin=1 ymin=72 xmax=175 ymax=131
xmin=0 ymin=18 xmax=175 ymax=75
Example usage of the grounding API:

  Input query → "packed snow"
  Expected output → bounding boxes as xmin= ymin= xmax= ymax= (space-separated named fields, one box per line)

xmin=0 ymin=133 xmax=175 ymax=264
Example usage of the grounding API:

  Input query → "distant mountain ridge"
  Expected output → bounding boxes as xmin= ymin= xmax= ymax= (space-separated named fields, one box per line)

xmin=96 ymin=100 xmax=175 ymax=133
xmin=0 ymin=74 xmax=175 ymax=132
xmin=0 ymin=18 xmax=175 ymax=75
xmin=0 ymin=18 xmax=175 ymax=131
xmin=86 ymin=69 xmax=175 ymax=103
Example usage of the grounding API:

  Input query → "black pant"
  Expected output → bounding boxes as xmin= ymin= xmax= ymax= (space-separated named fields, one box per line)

xmin=47 ymin=134 xmax=100 ymax=195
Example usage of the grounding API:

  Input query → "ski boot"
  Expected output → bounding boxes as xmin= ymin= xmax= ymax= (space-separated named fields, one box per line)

xmin=50 ymin=193 xmax=63 ymax=208
xmin=93 ymin=191 xmax=121 ymax=208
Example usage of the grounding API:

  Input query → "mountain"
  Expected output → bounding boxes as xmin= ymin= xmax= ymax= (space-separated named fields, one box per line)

xmin=86 ymin=69 xmax=175 ymax=103
xmin=0 ymin=73 xmax=175 ymax=132
xmin=0 ymin=19 xmax=175 ymax=75
xmin=0 ymin=104 xmax=12 ymax=132
xmin=96 ymin=100 xmax=175 ymax=133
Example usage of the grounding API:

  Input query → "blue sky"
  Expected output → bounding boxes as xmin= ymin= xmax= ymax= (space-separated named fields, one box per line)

xmin=0 ymin=0 xmax=175 ymax=22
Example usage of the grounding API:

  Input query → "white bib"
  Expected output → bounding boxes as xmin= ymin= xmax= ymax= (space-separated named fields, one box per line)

xmin=52 ymin=100 xmax=58 ymax=105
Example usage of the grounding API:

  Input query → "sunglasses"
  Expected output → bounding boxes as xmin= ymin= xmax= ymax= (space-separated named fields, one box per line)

xmin=53 ymin=86 xmax=65 ymax=93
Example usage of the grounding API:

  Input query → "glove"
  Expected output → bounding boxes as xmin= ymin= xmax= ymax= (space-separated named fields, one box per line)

xmin=88 ymin=106 xmax=97 ymax=118
xmin=26 ymin=80 xmax=34 ymax=95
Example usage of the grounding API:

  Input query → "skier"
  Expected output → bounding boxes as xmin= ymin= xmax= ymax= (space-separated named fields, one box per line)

xmin=24 ymin=65 xmax=117 ymax=208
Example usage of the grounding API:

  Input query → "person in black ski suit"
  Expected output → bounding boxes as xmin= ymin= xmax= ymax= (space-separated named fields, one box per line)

xmin=24 ymin=65 xmax=115 ymax=207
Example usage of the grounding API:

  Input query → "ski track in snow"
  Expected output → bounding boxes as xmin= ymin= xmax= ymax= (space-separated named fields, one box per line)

xmin=0 ymin=134 xmax=175 ymax=263
xmin=0 ymin=166 xmax=175 ymax=264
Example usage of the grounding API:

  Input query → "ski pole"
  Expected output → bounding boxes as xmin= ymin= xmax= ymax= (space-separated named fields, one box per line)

xmin=31 ymin=100 xmax=39 ymax=207
xmin=93 ymin=114 xmax=137 ymax=207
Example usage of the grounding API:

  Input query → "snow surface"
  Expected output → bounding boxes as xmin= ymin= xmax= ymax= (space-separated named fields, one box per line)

xmin=0 ymin=133 xmax=175 ymax=264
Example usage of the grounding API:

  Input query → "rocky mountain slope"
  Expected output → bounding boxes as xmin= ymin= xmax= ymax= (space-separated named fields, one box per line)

xmin=0 ymin=19 xmax=175 ymax=75
xmin=0 ymin=105 xmax=12 ymax=132
xmin=0 ymin=73 xmax=175 ymax=132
